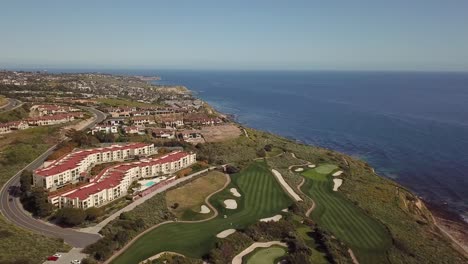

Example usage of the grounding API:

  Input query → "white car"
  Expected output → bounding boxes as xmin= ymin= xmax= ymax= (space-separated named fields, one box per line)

xmin=53 ymin=254 xmax=62 ymax=258
xmin=71 ymin=260 xmax=81 ymax=264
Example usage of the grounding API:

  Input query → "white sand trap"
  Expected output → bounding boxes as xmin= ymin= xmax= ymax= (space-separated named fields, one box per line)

xmin=230 ymin=188 xmax=241 ymax=197
xmin=271 ymin=169 xmax=303 ymax=202
xmin=281 ymin=208 xmax=288 ymax=212
xmin=308 ymin=164 xmax=316 ymax=168
xmin=332 ymin=170 xmax=343 ymax=177
xmin=224 ymin=199 xmax=238 ymax=209
xmin=333 ymin=179 xmax=343 ymax=191
xmin=199 ymin=205 xmax=211 ymax=214
xmin=216 ymin=229 xmax=236 ymax=238
xmin=294 ymin=168 xmax=304 ymax=172
xmin=260 ymin=215 xmax=282 ymax=222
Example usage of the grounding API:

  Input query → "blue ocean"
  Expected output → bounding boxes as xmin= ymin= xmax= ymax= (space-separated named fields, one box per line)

xmin=58 ymin=69 xmax=468 ymax=220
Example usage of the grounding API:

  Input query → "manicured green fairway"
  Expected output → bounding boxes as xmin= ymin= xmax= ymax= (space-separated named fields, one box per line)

xmin=112 ymin=161 xmax=292 ymax=264
xmin=246 ymin=246 xmax=286 ymax=264
xmin=301 ymin=165 xmax=392 ymax=264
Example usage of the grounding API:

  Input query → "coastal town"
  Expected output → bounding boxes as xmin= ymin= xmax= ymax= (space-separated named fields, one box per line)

xmin=0 ymin=70 xmax=466 ymax=264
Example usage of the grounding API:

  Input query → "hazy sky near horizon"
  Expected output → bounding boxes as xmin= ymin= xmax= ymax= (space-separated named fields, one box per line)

xmin=1 ymin=1 xmax=468 ymax=71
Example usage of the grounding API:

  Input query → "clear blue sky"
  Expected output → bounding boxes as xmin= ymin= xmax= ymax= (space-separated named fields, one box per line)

xmin=1 ymin=0 xmax=467 ymax=71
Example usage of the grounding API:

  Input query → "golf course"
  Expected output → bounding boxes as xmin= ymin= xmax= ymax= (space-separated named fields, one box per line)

xmin=111 ymin=161 xmax=292 ymax=264
xmin=300 ymin=165 xmax=392 ymax=264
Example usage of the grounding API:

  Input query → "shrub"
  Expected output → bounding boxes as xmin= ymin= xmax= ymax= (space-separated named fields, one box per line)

xmin=55 ymin=208 xmax=86 ymax=226
xmin=225 ymin=165 xmax=240 ymax=174
xmin=85 ymin=207 xmax=104 ymax=221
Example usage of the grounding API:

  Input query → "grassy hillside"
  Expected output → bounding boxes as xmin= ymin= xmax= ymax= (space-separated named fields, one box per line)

xmin=0 ymin=126 xmax=70 ymax=264
xmin=0 ymin=103 xmax=29 ymax=123
xmin=193 ymin=128 xmax=467 ymax=263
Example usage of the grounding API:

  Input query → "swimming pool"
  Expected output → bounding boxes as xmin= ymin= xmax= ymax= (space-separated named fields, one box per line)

xmin=144 ymin=181 xmax=156 ymax=187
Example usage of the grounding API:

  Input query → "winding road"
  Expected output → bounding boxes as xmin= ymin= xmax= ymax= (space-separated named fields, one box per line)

xmin=0 ymin=98 xmax=23 ymax=112
xmin=0 ymin=107 xmax=107 ymax=248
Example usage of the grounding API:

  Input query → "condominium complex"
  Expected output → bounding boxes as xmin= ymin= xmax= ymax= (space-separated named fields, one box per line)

xmin=48 ymin=151 xmax=196 ymax=208
xmin=33 ymin=143 xmax=156 ymax=190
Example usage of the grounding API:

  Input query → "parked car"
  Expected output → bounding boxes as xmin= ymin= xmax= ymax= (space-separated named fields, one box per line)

xmin=53 ymin=253 xmax=62 ymax=258
xmin=71 ymin=260 xmax=81 ymax=264
xmin=46 ymin=256 xmax=59 ymax=261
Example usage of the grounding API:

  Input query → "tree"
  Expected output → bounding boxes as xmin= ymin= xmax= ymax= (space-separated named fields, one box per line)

xmin=264 ymin=144 xmax=273 ymax=152
xmin=56 ymin=207 xmax=86 ymax=226
xmin=19 ymin=170 xmax=33 ymax=194
xmin=67 ymin=129 xmax=99 ymax=147
xmin=29 ymin=188 xmax=54 ymax=217
xmin=95 ymin=131 xmax=116 ymax=143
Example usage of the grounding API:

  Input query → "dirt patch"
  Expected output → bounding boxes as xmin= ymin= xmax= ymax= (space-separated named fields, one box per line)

xmin=200 ymin=124 xmax=242 ymax=142
xmin=166 ymin=171 xmax=227 ymax=218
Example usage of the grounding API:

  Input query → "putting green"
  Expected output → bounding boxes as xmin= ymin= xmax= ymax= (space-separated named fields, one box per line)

xmin=301 ymin=166 xmax=392 ymax=264
xmin=111 ymin=161 xmax=292 ymax=264
xmin=314 ymin=164 xmax=338 ymax=174
xmin=246 ymin=246 xmax=286 ymax=264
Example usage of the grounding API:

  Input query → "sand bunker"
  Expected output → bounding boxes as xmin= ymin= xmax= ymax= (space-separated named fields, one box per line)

xmin=281 ymin=208 xmax=288 ymax=212
xmin=216 ymin=229 xmax=236 ymax=238
xmin=308 ymin=164 xmax=316 ymax=168
xmin=232 ymin=241 xmax=287 ymax=264
xmin=271 ymin=169 xmax=303 ymax=202
xmin=333 ymin=179 xmax=343 ymax=191
xmin=294 ymin=168 xmax=304 ymax=172
xmin=260 ymin=215 xmax=283 ymax=222
xmin=199 ymin=205 xmax=211 ymax=214
xmin=224 ymin=199 xmax=238 ymax=209
xmin=230 ymin=188 xmax=241 ymax=197
xmin=332 ymin=170 xmax=343 ymax=177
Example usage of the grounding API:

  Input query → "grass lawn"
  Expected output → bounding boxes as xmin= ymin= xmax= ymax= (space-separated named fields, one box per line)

xmin=0 ymin=215 xmax=69 ymax=263
xmin=166 ymin=171 xmax=227 ymax=220
xmin=0 ymin=96 xmax=7 ymax=107
xmin=111 ymin=161 xmax=292 ymax=264
xmin=301 ymin=165 xmax=392 ymax=264
xmin=246 ymin=246 xmax=287 ymax=264
xmin=265 ymin=147 xmax=283 ymax=158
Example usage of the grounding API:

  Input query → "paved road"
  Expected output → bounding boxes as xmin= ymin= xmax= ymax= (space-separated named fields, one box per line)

xmin=0 ymin=107 xmax=107 ymax=248
xmin=0 ymin=98 xmax=23 ymax=112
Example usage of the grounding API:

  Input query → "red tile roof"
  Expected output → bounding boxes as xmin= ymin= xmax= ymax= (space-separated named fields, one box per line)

xmin=63 ymin=151 xmax=191 ymax=200
xmin=34 ymin=143 xmax=153 ymax=177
